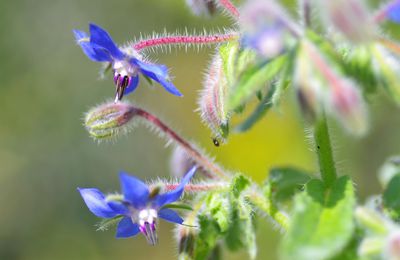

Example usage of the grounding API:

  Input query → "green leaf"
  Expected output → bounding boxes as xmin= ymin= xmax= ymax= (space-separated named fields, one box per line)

xmin=228 ymin=55 xmax=287 ymax=110
xmin=161 ymin=203 xmax=193 ymax=211
xmin=230 ymin=174 xmax=251 ymax=198
xmin=225 ymin=196 xmax=257 ymax=259
xmin=268 ymin=167 xmax=312 ymax=202
xmin=234 ymin=84 xmax=276 ymax=133
xmin=383 ymin=174 xmax=400 ymax=220
xmin=281 ymin=176 xmax=356 ymax=260
xmin=219 ymin=42 xmax=239 ymax=88
xmin=194 ymin=215 xmax=222 ymax=260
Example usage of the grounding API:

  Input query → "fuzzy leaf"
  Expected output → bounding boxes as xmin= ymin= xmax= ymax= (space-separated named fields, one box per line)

xmin=234 ymin=84 xmax=276 ymax=132
xmin=268 ymin=167 xmax=311 ymax=202
xmin=228 ymin=55 xmax=287 ymax=110
xmin=225 ymin=196 xmax=257 ymax=259
xmin=230 ymin=174 xmax=251 ymax=198
xmin=281 ymin=176 xmax=356 ymax=260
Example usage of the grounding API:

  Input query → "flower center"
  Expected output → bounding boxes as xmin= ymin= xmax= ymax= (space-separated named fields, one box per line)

xmin=113 ymin=60 xmax=138 ymax=101
xmin=136 ymin=208 xmax=158 ymax=245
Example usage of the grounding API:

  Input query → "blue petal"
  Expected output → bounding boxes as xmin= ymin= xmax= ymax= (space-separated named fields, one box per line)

xmin=132 ymin=59 xmax=183 ymax=96
xmin=120 ymin=172 xmax=149 ymax=208
xmin=77 ymin=188 xmax=119 ymax=218
xmin=124 ymin=75 xmax=140 ymax=96
xmin=154 ymin=166 xmax=197 ymax=207
xmin=388 ymin=2 xmax=400 ymax=23
xmin=108 ymin=201 xmax=129 ymax=215
xmin=158 ymin=208 xmax=184 ymax=224
xmin=73 ymin=30 xmax=112 ymax=62
xmin=116 ymin=217 xmax=140 ymax=238
xmin=89 ymin=23 xmax=124 ymax=60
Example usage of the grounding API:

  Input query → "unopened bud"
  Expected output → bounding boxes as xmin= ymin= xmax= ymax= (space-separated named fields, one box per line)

xmin=84 ymin=101 xmax=137 ymax=139
xmin=294 ymin=42 xmax=326 ymax=118
xmin=170 ymin=146 xmax=197 ymax=178
xmin=371 ymin=44 xmax=400 ymax=105
xmin=198 ymin=52 xmax=230 ymax=144
xmin=320 ymin=0 xmax=375 ymax=43
xmin=327 ymin=79 xmax=368 ymax=136
xmin=176 ymin=225 xmax=197 ymax=259
xmin=240 ymin=0 xmax=296 ymax=58
xmin=386 ymin=230 xmax=400 ymax=260
xmin=185 ymin=0 xmax=216 ymax=17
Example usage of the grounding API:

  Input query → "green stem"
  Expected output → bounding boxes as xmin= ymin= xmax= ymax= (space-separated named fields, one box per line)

xmin=314 ymin=112 xmax=337 ymax=187
xmin=247 ymin=188 xmax=289 ymax=230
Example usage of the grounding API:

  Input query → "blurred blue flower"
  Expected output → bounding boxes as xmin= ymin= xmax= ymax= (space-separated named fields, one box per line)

xmin=73 ymin=23 xmax=182 ymax=101
xmin=387 ymin=1 xmax=400 ymax=23
xmin=78 ymin=166 xmax=196 ymax=245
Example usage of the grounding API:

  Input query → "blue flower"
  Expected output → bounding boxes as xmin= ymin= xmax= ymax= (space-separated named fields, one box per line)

xmin=78 ymin=167 xmax=196 ymax=245
xmin=73 ymin=23 xmax=182 ymax=101
xmin=387 ymin=1 xmax=400 ymax=23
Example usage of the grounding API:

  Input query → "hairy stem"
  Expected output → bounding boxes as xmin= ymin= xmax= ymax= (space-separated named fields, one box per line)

xmin=314 ymin=112 xmax=337 ymax=187
xmin=133 ymin=33 xmax=238 ymax=51
xmin=217 ymin=0 xmax=240 ymax=17
xmin=247 ymin=188 xmax=289 ymax=230
xmin=301 ymin=0 xmax=311 ymax=28
xmin=156 ymin=182 xmax=229 ymax=193
xmin=134 ymin=107 xmax=229 ymax=180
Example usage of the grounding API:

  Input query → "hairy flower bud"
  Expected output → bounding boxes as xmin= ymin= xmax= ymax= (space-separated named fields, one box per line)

xmin=240 ymin=0 xmax=297 ymax=58
xmin=327 ymin=79 xmax=368 ymax=136
xmin=176 ymin=225 xmax=197 ymax=258
xmin=296 ymin=41 xmax=368 ymax=135
xmin=198 ymin=52 xmax=230 ymax=144
xmin=170 ymin=146 xmax=197 ymax=178
xmin=84 ymin=101 xmax=137 ymax=139
xmin=371 ymin=44 xmax=400 ymax=105
xmin=185 ymin=0 xmax=216 ymax=17
xmin=320 ymin=0 xmax=375 ymax=43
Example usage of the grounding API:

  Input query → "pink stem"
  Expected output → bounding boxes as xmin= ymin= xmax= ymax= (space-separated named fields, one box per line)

xmin=218 ymin=0 xmax=240 ymax=17
xmin=133 ymin=33 xmax=238 ymax=51
xmin=161 ymin=183 xmax=227 ymax=192
xmin=134 ymin=108 xmax=229 ymax=180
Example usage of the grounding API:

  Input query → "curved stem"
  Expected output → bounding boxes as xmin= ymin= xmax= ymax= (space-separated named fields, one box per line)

xmin=314 ymin=112 xmax=337 ymax=188
xmin=217 ymin=0 xmax=240 ymax=18
xmin=134 ymin=107 xmax=229 ymax=180
xmin=133 ymin=33 xmax=238 ymax=51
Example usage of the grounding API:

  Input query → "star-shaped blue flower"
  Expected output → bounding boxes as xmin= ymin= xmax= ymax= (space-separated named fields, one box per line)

xmin=78 ymin=167 xmax=196 ymax=245
xmin=73 ymin=23 xmax=182 ymax=101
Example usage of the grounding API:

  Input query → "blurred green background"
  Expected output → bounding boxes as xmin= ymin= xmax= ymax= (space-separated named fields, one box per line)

xmin=1 ymin=0 xmax=400 ymax=259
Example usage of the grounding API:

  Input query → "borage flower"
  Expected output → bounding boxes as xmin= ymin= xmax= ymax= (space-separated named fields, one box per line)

xmin=73 ymin=23 xmax=182 ymax=101
xmin=78 ymin=167 xmax=196 ymax=245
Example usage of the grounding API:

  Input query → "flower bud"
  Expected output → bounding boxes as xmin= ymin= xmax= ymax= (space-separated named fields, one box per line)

xmin=169 ymin=146 xmax=197 ymax=178
xmin=294 ymin=42 xmax=326 ymax=118
xmin=371 ymin=44 xmax=400 ymax=105
xmin=185 ymin=0 xmax=216 ymax=17
xmin=239 ymin=0 xmax=296 ymax=59
xmin=320 ymin=0 xmax=375 ymax=43
xmin=176 ymin=224 xmax=197 ymax=259
xmin=84 ymin=101 xmax=137 ymax=139
xmin=198 ymin=52 xmax=230 ymax=144
xmin=327 ymin=79 xmax=368 ymax=136
xmin=386 ymin=230 xmax=400 ymax=260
